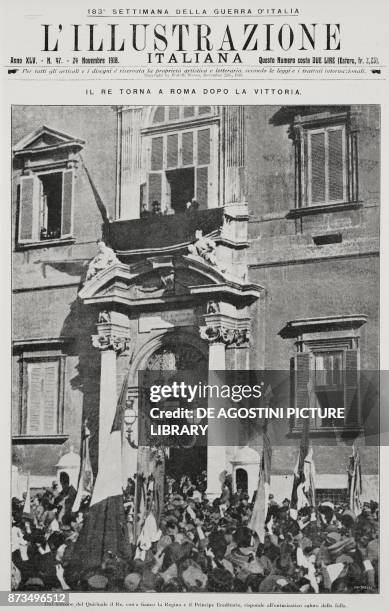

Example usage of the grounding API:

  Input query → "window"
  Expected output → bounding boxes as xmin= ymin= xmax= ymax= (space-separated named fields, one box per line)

xmin=152 ymin=105 xmax=212 ymax=124
xmin=144 ymin=106 xmax=219 ymax=214
xmin=21 ymin=357 xmax=65 ymax=436
xmin=280 ymin=315 xmax=367 ymax=432
xmin=14 ymin=125 xmax=84 ymax=245
xmin=294 ymin=346 xmax=360 ymax=431
xmin=291 ymin=109 xmax=359 ymax=209
xmin=307 ymin=126 xmax=346 ymax=205
xmin=19 ymin=170 xmax=73 ymax=243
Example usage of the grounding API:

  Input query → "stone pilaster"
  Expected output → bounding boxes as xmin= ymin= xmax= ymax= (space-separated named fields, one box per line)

xmin=92 ymin=314 xmax=130 ymax=471
xmin=116 ymin=106 xmax=144 ymax=220
xmin=200 ymin=310 xmax=250 ymax=500
xmin=223 ymin=106 xmax=246 ymax=205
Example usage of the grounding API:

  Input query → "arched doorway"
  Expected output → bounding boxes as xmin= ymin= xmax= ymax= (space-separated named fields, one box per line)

xmin=144 ymin=342 xmax=208 ymax=483
xmin=236 ymin=468 xmax=248 ymax=494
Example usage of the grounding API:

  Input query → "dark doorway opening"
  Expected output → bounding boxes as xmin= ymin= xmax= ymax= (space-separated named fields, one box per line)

xmin=236 ymin=468 xmax=248 ymax=494
xmin=39 ymin=172 xmax=63 ymax=240
xmin=166 ymin=446 xmax=207 ymax=481
xmin=166 ymin=167 xmax=195 ymax=213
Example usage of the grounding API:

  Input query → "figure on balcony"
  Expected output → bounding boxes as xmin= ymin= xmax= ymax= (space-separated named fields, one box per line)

xmin=186 ymin=198 xmax=199 ymax=214
xmin=188 ymin=229 xmax=217 ymax=266
xmin=151 ymin=200 xmax=162 ymax=216
xmin=86 ymin=239 xmax=118 ymax=281
xmin=140 ymin=203 xmax=150 ymax=218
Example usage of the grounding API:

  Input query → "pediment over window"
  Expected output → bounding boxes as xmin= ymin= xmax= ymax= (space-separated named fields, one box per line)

xmin=78 ymin=254 xmax=262 ymax=309
xmin=13 ymin=125 xmax=84 ymax=157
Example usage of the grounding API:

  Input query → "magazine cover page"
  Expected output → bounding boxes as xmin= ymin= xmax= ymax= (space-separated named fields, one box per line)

xmin=1 ymin=0 xmax=388 ymax=610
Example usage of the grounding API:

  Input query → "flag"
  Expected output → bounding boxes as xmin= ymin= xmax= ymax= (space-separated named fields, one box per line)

xmin=73 ymin=369 xmax=132 ymax=571
xmin=72 ymin=420 xmax=94 ymax=513
xmin=134 ymin=510 xmax=161 ymax=561
xmin=22 ymin=472 xmax=31 ymax=517
xmin=248 ymin=385 xmax=273 ymax=542
xmin=79 ymin=155 xmax=109 ymax=223
xmin=290 ymin=382 xmax=316 ymax=519
xmin=348 ymin=442 xmax=362 ymax=516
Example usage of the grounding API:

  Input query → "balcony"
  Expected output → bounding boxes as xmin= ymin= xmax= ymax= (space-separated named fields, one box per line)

xmin=104 ymin=208 xmax=224 ymax=257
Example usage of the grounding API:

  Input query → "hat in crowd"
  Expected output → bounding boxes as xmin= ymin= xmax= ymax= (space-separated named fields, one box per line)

xmin=207 ymin=568 xmax=234 ymax=592
xmin=24 ymin=577 xmax=45 ymax=590
xmin=339 ymin=510 xmax=356 ymax=527
xmin=300 ymin=536 xmax=313 ymax=552
xmin=188 ymin=490 xmax=202 ymax=503
xmin=123 ymin=572 xmax=141 ymax=592
xmin=140 ymin=569 xmax=160 ymax=591
xmin=181 ymin=562 xmax=207 ymax=591
xmin=258 ymin=574 xmax=289 ymax=593
xmin=156 ymin=535 xmax=172 ymax=553
xmin=329 ymin=537 xmax=356 ymax=555
xmin=336 ymin=554 xmax=354 ymax=565
xmin=162 ymin=542 xmax=183 ymax=569
xmin=87 ymin=574 xmax=108 ymax=591
xmin=234 ymin=526 xmax=252 ymax=548
xmin=160 ymin=563 xmax=178 ymax=583
xmin=320 ymin=501 xmax=335 ymax=510
xmin=164 ymin=514 xmax=178 ymax=525
xmin=326 ymin=532 xmax=342 ymax=544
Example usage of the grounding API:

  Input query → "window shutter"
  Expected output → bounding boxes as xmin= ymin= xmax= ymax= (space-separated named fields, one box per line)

xmin=328 ymin=129 xmax=344 ymax=201
xmin=184 ymin=106 xmax=195 ymax=118
xmin=42 ymin=362 xmax=59 ymax=434
xmin=27 ymin=363 xmax=43 ymax=434
xmin=182 ymin=132 xmax=194 ymax=166
xmin=198 ymin=129 xmax=211 ymax=165
xmin=167 ymin=134 xmax=178 ymax=168
xmin=196 ymin=167 xmax=208 ymax=209
xmin=310 ymin=132 xmax=326 ymax=204
xmin=19 ymin=175 xmax=37 ymax=242
xmin=61 ymin=169 xmax=73 ymax=237
xmin=148 ymin=173 xmax=162 ymax=206
xmin=344 ymin=349 xmax=359 ymax=427
xmin=294 ymin=352 xmax=311 ymax=429
xmin=26 ymin=361 xmax=60 ymax=435
xmin=153 ymin=106 xmax=165 ymax=123
xmin=168 ymin=106 xmax=179 ymax=121
xmin=151 ymin=137 xmax=164 ymax=171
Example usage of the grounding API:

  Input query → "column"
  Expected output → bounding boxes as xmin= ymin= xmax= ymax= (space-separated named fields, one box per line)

xmin=200 ymin=311 xmax=250 ymax=501
xmin=204 ymin=336 xmax=227 ymax=501
xmin=223 ymin=106 xmax=246 ymax=205
xmin=200 ymin=323 xmax=235 ymax=500
xmin=116 ymin=106 xmax=144 ymax=220
xmin=92 ymin=332 xmax=130 ymax=471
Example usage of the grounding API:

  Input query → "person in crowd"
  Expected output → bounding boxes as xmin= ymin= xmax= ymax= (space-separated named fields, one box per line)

xmin=11 ymin=470 xmax=379 ymax=593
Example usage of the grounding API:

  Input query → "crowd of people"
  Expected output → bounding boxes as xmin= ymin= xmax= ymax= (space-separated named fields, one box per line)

xmin=11 ymin=470 xmax=379 ymax=593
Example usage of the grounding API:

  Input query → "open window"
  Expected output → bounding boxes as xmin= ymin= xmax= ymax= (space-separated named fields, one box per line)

xmin=14 ymin=125 xmax=84 ymax=246
xmin=143 ymin=106 xmax=219 ymax=214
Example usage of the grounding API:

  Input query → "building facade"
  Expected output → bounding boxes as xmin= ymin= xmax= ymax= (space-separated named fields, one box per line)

xmin=12 ymin=104 xmax=379 ymax=504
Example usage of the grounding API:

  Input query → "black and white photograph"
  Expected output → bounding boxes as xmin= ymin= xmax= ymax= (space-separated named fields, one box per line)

xmin=10 ymin=104 xmax=380 ymax=594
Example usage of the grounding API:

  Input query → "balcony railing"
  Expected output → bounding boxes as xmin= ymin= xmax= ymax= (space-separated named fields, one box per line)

xmin=104 ymin=208 xmax=224 ymax=254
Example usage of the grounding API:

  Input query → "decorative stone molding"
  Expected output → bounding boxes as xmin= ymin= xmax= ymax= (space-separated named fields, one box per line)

xmin=206 ymin=300 xmax=220 ymax=314
xmin=200 ymin=325 xmax=250 ymax=347
xmin=86 ymin=240 xmax=119 ymax=282
xmin=98 ymin=310 xmax=111 ymax=324
xmin=188 ymin=230 xmax=218 ymax=267
xmin=92 ymin=334 xmax=130 ymax=354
